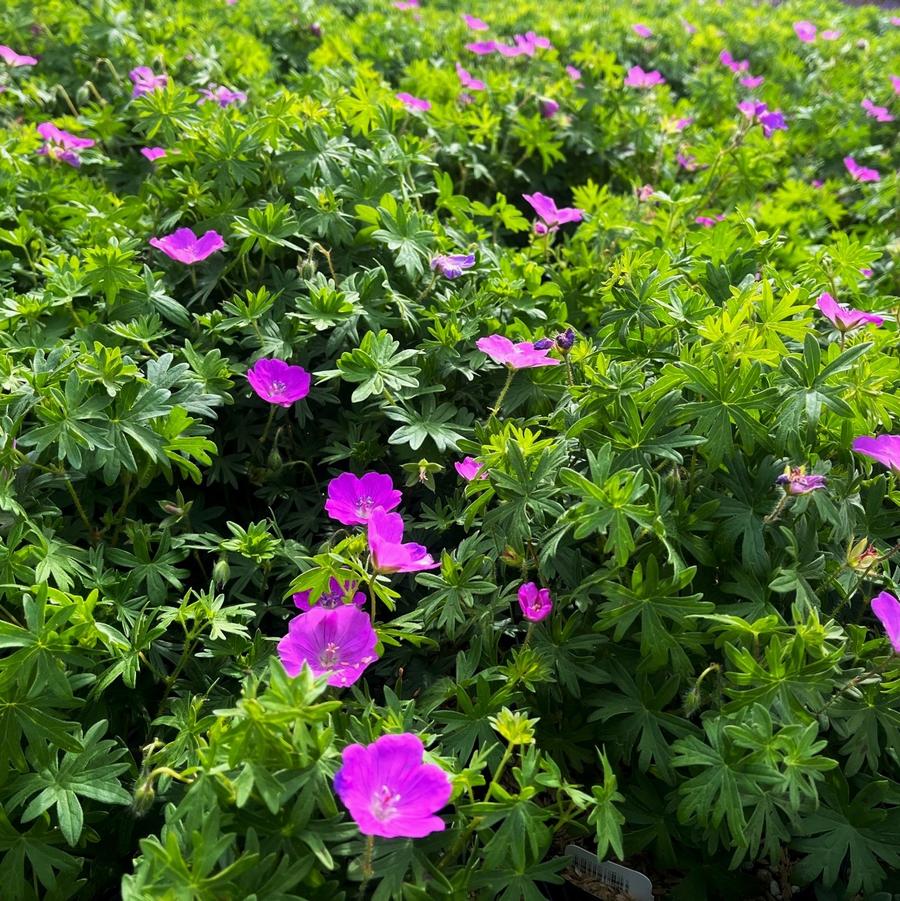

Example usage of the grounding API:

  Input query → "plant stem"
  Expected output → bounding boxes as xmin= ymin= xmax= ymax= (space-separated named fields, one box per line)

xmin=64 ymin=475 xmax=95 ymax=538
xmin=491 ymin=368 xmax=516 ymax=416
xmin=361 ymin=834 xmax=375 ymax=880
xmin=260 ymin=406 xmax=276 ymax=445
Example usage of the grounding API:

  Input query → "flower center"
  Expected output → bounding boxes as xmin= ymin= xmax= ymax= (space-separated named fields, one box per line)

xmin=270 ymin=380 xmax=286 ymax=395
xmin=355 ymin=495 xmax=374 ymax=516
xmin=319 ymin=642 xmax=341 ymax=668
xmin=370 ymin=784 xmax=401 ymax=821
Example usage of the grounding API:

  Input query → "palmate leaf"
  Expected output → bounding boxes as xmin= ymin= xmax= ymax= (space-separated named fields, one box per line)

xmin=385 ymin=399 xmax=472 ymax=452
xmin=322 ymin=329 xmax=421 ymax=403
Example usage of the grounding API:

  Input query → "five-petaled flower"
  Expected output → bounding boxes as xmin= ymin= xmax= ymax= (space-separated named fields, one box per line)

xmin=246 ymin=358 xmax=311 ymax=407
xmin=456 ymin=62 xmax=485 ymax=91
xmin=861 ymin=99 xmax=894 ymax=123
xmin=462 ymin=13 xmax=489 ymax=31
xmin=368 ymin=507 xmax=439 ymax=573
xmin=0 ymin=45 xmax=38 ymax=66
xmin=844 ymin=156 xmax=880 ymax=183
xmin=333 ymin=733 xmax=452 ymax=838
xmin=775 ymin=466 xmax=827 ymax=496
xmin=522 ymin=191 xmax=584 ymax=233
xmin=36 ymin=122 xmax=95 ymax=168
xmin=740 ymin=75 xmax=764 ymax=88
xmin=396 ymin=91 xmax=431 ymax=111
xmin=476 ymin=335 xmax=561 ymax=369
xmin=129 ymin=66 xmax=168 ymax=98
xmin=326 ymin=472 xmax=402 ymax=526
xmin=852 ymin=435 xmax=900 ymax=473
xmin=455 ymin=457 xmax=488 ymax=481
xmin=624 ymin=66 xmax=665 ymax=88
xmin=293 ymin=577 xmax=366 ymax=612
xmin=870 ymin=591 xmax=900 ymax=653
xmin=815 ymin=293 xmax=883 ymax=331
xmin=720 ymin=50 xmax=749 ymax=73
xmin=518 ymin=582 xmax=553 ymax=622
xmin=140 ymin=146 xmax=166 ymax=162
xmin=277 ymin=604 xmax=378 ymax=687
xmin=430 ymin=253 xmax=476 ymax=279
xmin=149 ymin=227 xmax=225 ymax=264
xmin=794 ymin=21 xmax=817 ymax=43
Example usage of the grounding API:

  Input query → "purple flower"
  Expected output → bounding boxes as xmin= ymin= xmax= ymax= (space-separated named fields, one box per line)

xmin=247 ymin=358 xmax=311 ymax=407
xmin=673 ymin=116 xmax=693 ymax=131
xmin=326 ymin=472 xmax=402 ymax=526
xmin=861 ymin=268 xmax=873 ymax=278
xmin=775 ymin=466 xmax=827 ymax=495
xmin=199 ymin=85 xmax=246 ymax=107
xmin=430 ymin=253 xmax=476 ymax=279
xmin=293 ymin=577 xmax=366 ymax=612
xmin=677 ymin=150 xmax=700 ymax=171
xmin=518 ymin=582 xmax=553 ymax=622
xmin=467 ymin=40 xmax=498 ymax=55
xmin=333 ymin=733 xmax=452 ymax=838
xmin=522 ymin=192 xmax=584 ymax=232
xmin=476 ymin=334 xmax=561 ymax=369
xmin=821 ymin=29 xmax=841 ymax=41
xmin=458 ymin=92 xmax=474 ymax=106
xmin=695 ymin=214 xmax=726 ymax=227
xmin=861 ymin=99 xmax=894 ymax=123
xmin=149 ymin=227 xmax=224 ymax=264
xmin=368 ymin=507 xmax=439 ymax=574
xmin=463 ymin=13 xmax=489 ymax=31
xmin=632 ymin=24 xmax=652 ymax=38
xmin=682 ymin=19 xmax=697 ymax=35
xmin=0 ymin=45 xmax=38 ymax=66
xmin=871 ymin=592 xmax=900 ymax=653
xmin=556 ymin=327 xmax=576 ymax=350
xmin=277 ymin=604 xmax=378 ymax=687
xmin=758 ymin=108 xmax=787 ymax=138
xmin=309 ymin=22 xmax=323 ymax=38
xmin=816 ymin=292 xmax=883 ymax=331
xmin=794 ymin=21 xmax=817 ymax=43
xmin=893 ymin=16 xmax=900 ymax=26
xmin=140 ymin=146 xmax=166 ymax=162
xmin=566 ymin=64 xmax=582 ymax=82
xmin=740 ymin=75 xmax=764 ymax=89
xmin=455 ymin=62 xmax=485 ymax=91
xmin=719 ymin=51 xmax=749 ymax=73
xmin=540 ymin=98 xmax=560 ymax=118
xmin=129 ymin=66 xmax=168 ymax=98
xmin=853 ymin=435 xmax=900 ymax=472
xmin=738 ymin=100 xmax=765 ymax=120
xmin=396 ymin=91 xmax=431 ymax=111
xmin=892 ymin=75 xmax=900 ymax=95
xmin=624 ymin=66 xmax=665 ymax=88
xmin=36 ymin=122 xmax=95 ymax=167
xmin=455 ymin=457 xmax=487 ymax=481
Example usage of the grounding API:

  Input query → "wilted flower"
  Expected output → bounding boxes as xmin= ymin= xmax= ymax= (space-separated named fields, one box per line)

xmin=333 ymin=733 xmax=452 ymax=838
xmin=556 ymin=327 xmax=576 ymax=350
xmin=843 ymin=156 xmax=880 ymax=183
xmin=246 ymin=358 xmax=311 ymax=407
xmin=870 ymin=591 xmax=900 ymax=653
xmin=326 ymin=472 xmax=402 ymax=525
xmin=36 ymin=122 xmax=95 ymax=167
xmin=775 ymin=466 xmax=827 ymax=495
xmin=277 ymin=605 xmax=378 ymax=687
xmin=149 ymin=227 xmax=224 ymax=264
xmin=455 ymin=62 xmax=485 ymax=91
xmin=632 ymin=24 xmax=653 ymax=38
xmin=309 ymin=22 xmax=322 ymax=37
xmin=140 ymin=146 xmax=166 ymax=162
xmin=463 ymin=13 xmax=489 ymax=31
xmin=740 ymin=75 xmax=764 ymax=88
xmin=455 ymin=457 xmax=487 ymax=481
xmin=129 ymin=66 xmax=167 ymax=98
xmin=848 ymin=540 xmax=880 ymax=575
xmin=199 ymin=85 xmax=246 ymax=107
xmin=368 ymin=507 xmax=439 ymax=573
xmin=0 ymin=45 xmax=38 ymax=66
xmin=540 ymin=98 xmax=560 ymax=118
xmin=566 ymin=64 xmax=582 ymax=81
xmin=624 ymin=65 xmax=665 ymax=88
xmin=293 ymin=577 xmax=366 ymax=611
xmin=719 ymin=50 xmax=749 ymax=73
xmin=794 ymin=21 xmax=817 ymax=43
xmin=430 ymin=253 xmax=476 ymax=279
xmin=518 ymin=582 xmax=553 ymax=621
xmin=396 ymin=91 xmax=431 ymax=111
xmin=523 ymin=192 xmax=584 ymax=232
xmin=861 ymin=99 xmax=894 ymax=123
xmin=458 ymin=92 xmax=474 ymax=105
xmin=676 ymin=150 xmax=699 ymax=171
xmin=852 ymin=434 xmax=900 ymax=472
xmin=637 ymin=184 xmax=655 ymax=201
xmin=476 ymin=334 xmax=561 ymax=369
xmin=815 ymin=292 xmax=883 ymax=331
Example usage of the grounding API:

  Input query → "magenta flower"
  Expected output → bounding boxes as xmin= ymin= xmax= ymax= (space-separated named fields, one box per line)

xmin=738 ymin=100 xmax=765 ymax=119
xmin=637 ymin=184 xmax=655 ymax=201
xmin=140 ymin=146 xmax=166 ymax=162
xmin=36 ymin=123 xmax=95 ymax=167
xmin=738 ymin=101 xmax=786 ymax=137
xmin=861 ymin=268 xmax=874 ymax=278
xmin=816 ymin=293 xmax=883 ymax=331
xmin=368 ymin=508 xmax=439 ymax=574
xmin=293 ymin=577 xmax=366 ymax=612
xmin=246 ymin=358 xmax=311 ymax=407
xmin=199 ymin=85 xmax=246 ymax=107
xmin=853 ymin=435 xmax=900 ymax=472
xmin=333 ymin=733 xmax=452 ymax=838
xmin=467 ymin=40 xmax=498 ymax=55
xmin=522 ymin=192 xmax=584 ymax=232
xmin=843 ymin=156 xmax=880 ymax=183
xmin=455 ymin=457 xmax=487 ymax=481
xmin=326 ymin=472 xmax=402 ymax=526
xmin=624 ymin=66 xmax=665 ymax=88
xmin=396 ymin=91 xmax=431 ymax=111
xmin=892 ymin=16 xmax=900 ymax=26
xmin=821 ymin=29 xmax=841 ymax=41
xmin=740 ymin=75 xmax=764 ymax=88
xmin=677 ymin=150 xmax=700 ymax=171
xmin=673 ymin=116 xmax=694 ymax=131
xmin=682 ymin=19 xmax=697 ymax=35
xmin=277 ymin=605 xmax=378 ymax=687
xmin=861 ymin=99 xmax=894 ymax=123
xmin=393 ymin=0 xmax=419 ymax=8
xmin=430 ymin=253 xmax=476 ymax=279
xmin=892 ymin=75 xmax=900 ymax=95
xmin=540 ymin=98 xmax=560 ymax=118
xmin=476 ymin=335 xmax=561 ymax=369
xmin=632 ymin=23 xmax=653 ymax=38
xmin=129 ymin=66 xmax=168 ymax=98
xmin=566 ymin=64 xmax=582 ymax=81
xmin=719 ymin=51 xmax=749 ymax=74
xmin=871 ymin=592 xmax=900 ymax=653
xmin=695 ymin=214 xmax=726 ymax=227
xmin=775 ymin=466 xmax=827 ymax=495
xmin=0 ymin=45 xmax=37 ymax=66
xmin=149 ymin=227 xmax=224 ymax=264
xmin=463 ymin=13 xmax=489 ymax=31
xmin=794 ymin=21 xmax=817 ymax=43
xmin=495 ymin=33 xmax=549 ymax=58
xmin=455 ymin=62 xmax=485 ymax=91
xmin=518 ymin=582 xmax=553 ymax=622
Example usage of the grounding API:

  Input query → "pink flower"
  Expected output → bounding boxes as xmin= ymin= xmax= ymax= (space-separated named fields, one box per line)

xmin=682 ymin=19 xmax=697 ymax=35
xmin=293 ymin=577 xmax=366 ymax=612
xmin=36 ymin=123 xmax=95 ymax=167
xmin=462 ymin=13 xmax=489 ymax=31
xmin=393 ymin=0 xmax=419 ymax=8
xmin=466 ymin=40 xmax=498 ymax=55
xmin=632 ymin=24 xmax=653 ymax=38
xmin=719 ymin=51 xmax=749 ymax=74
xmin=844 ymin=156 xmax=880 ymax=183
xmin=892 ymin=17 xmax=900 ymax=26
xmin=821 ymin=29 xmax=841 ymax=41
xmin=140 ymin=146 xmax=166 ymax=162
xmin=775 ymin=466 xmax=827 ymax=495
xmin=740 ymin=75 xmax=764 ymax=89
xmin=455 ymin=457 xmax=487 ymax=481
xmin=815 ymin=292 xmax=883 ymax=331
xmin=396 ymin=91 xmax=431 ymax=111
xmin=476 ymin=334 xmax=561 ymax=369
xmin=695 ymin=214 xmax=726 ymax=227
xmin=853 ymin=435 xmax=900 ymax=472
xmin=368 ymin=507 xmax=439 ymax=574
xmin=522 ymin=191 xmax=584 ymax=232
xmin=199 ymin=85 xmax=246 ymax=107
xmin=637 ymin=184 xmax=655 ymax=201
xmin=246 ymin=358 xmax=311 ymax=407
xmin=333 ymin=734 xmax=452 ymax=838
xmin=566 ymin=65 xmax=582 ymax=81
xmin=794 ymin=21 xmax=817 ymax=43
xmin=149 ymin=227 xmax=224 ymax=264
xmin=624 ymin=65 xmax=665 ymax=88
xmin=677 ymin=150 xmax=699 ymax=171
xmin=277 ymin=605 xmax=378 ymax=687
xmin=518 ymin=582 xmax=553 ymax=622
xmin=674 ymin=116 xmax=694 ymax=131
xmin=871 ymin=591 xmax=900 ymax=653
xmin=892 ymin=75 xmax=900 ymax=95
xmin=326 ymin=472 xmax=402 ymax=526
xmin=861 ymin=99 xmax=894 ymax=123
xmin=129 ymin=66 xmax=168 ymax=98
xmin=0 ymin=45 xmax=37 ymax=66
xmin=811 ymin=179 xmax=824 ymax=188
xmin=861 ymin=268 xmax=874 ymax=278
xmin=540 ymin=98 xmax=560 ymax=118
xmin=455 ymin=62 xmax=485 ymax=91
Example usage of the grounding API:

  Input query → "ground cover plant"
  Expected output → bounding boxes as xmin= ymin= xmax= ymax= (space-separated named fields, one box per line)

xmin=0 ymin=0 xmax=898 ymax=898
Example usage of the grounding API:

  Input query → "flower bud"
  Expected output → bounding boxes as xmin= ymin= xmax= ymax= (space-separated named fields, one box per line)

xmin=212 ymin=556 xmax=231 ymax=585
xmin=533 ymin=337 xmax=554 ymax=350
xmin=309 ymin=22 xmax=322 ymax=37
xmin=556 ymin=328 xmax=576 ymax=351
